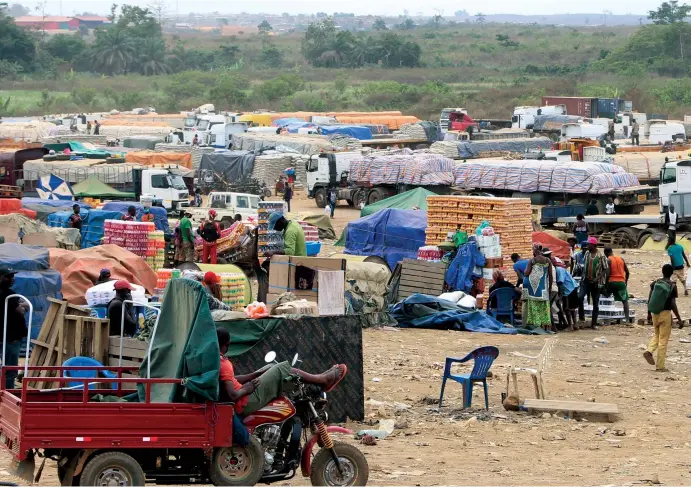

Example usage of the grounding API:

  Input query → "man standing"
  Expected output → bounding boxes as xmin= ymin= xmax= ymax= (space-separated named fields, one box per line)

xmin=122 ymin=206 xmax=137 ymax=222
xmin=328 ymin=187 xmax=337 ymax=219
xmin=140 ymin=207 xmax=155 ymax=223
xmin=200 ymin=209 xmax=221 ymax=265
xmin=107 ymin=280 xmax=137 ymax=336
xmin=283 ymin=182 xmax=293 ymax=213
xmin=267 ymin=212 xmax=306 ymax=257
xmin=631 ymin=121 xmax=640 ymax=146
xmin=585 ymin=200 xmax=599 ymax=216
xmin=192 ymin=134 xmax=199 ymax=146
xmin=666 ymin=236 xmax=690 ymax=296
xmin=68 ymin=204 xmax=83 ymax=231
xmin=179 ymin=211 xmax=196 ymax=263
xmin=93 ymin=120 xmax=100 ymax=135
xmin=0 ymin=266 xmax=28 ymax=390
xmin=95 ymin=268 xmax=112 ymax=285
xmin=579 ymin=237 xmax=608 ymax=329
xmin=511 ymin=253 xmax=529 ymax=287
xmin=665 ymin=204 xmax=678 ymax=249
xmin=644 ymin=264 xmax=683 ymax=372
xmin=604 ymin=247 xmax=631 ymax=323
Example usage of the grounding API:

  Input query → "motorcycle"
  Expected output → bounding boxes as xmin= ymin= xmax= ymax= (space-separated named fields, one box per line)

xmin=211 ymin=352 xmax=369 ymax=486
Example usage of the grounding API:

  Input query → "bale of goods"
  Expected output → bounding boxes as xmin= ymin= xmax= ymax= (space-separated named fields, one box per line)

xmin=429 ymin=141 xmax=461 ymax=158
xmin=100 ymin=125 xmax=173 ymax=137
xmin=335 ymin=115 xmax=419 ymax=130
xmin=328 ymin=134 xmax=362 ymax=150
xmin=425 ymin=195 xmax=533 ymax=282
xmin=348 ymin=153 xmax=454 ymax=186
xmin=154 ymin=144 xmax=214 ymax=171
xmin=0 ymin=121 xmax=59 ymax=142
xmin=252 ymin=152 xmax=309 ymax=188
xmin=612 ymin=150 xmax=689 ymax=182
xmin=394 ymin=121 xmax=439 ymax=142
xmin=230 ymin=133 xmax=333 ymax=155
xmin=41 ymin=135 xmax=109 ymax=145
xmin=453 ymin=160 xmax=640 ymax=194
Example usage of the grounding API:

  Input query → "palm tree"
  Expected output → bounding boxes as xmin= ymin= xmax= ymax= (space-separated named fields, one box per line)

xmin=169 ymin=41 xmax=193 ymax=72
xmin=350 ymin=36 xmax=372 ymax=66
xmin=91 ymin=28 xmax=135 ymax=75
xmin=139 ymin=37 xmax=170 ymax=75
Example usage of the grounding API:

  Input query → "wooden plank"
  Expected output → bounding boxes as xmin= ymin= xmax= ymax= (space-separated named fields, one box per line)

xmin=523 ymin=399 xmax=618 ymax=415
xmin=402 ymin=258 xmax=446 ymax=269
xmin=28 ymin=300 xmax=66 ymax=386
xmin=398 ymin=285 xmax=442 ymax=295
xmin=34 ymin=305 xmax=66 ymax=388
xmin=400 ymin=267 xmax=447 ymax=278
xmin=93 ymin=320 xmax=110 ymax=365
xmin=400 ymin=273 xmax=445 ymax=286
xmin=401 ymin=262 xmax=448 ymax=275
xmin=108 ymin=357 xmax=143 ymax=367
xmin=108 ymin=345 xmax=147 ymax=360
xmin=108 ymin=337 xmax=149 ymax=351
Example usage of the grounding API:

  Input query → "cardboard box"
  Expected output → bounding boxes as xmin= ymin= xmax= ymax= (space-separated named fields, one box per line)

xmin=268 ymin=255 xmax=346 ymax=302
xmin=477 ymin=234 xmax=500 ymax=247
xmin=273 ymin=300 xmax=319 ymax=316
xmin=481 ymin=244 xmax=502 ymax=258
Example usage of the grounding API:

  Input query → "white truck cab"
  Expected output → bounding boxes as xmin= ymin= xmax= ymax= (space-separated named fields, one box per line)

xmin=512 ymin=105 xmax=567 ymax=129
xmin=306 ymin=152 xmax=363 ymax=207
xmin=560 ymin=122 xmax=607 ymax=140
xmin=135 ymin=168 xmax=189 ymax=212
xmin=208 ymin=122 xmax=248 ymax=148
xmin=659 ymin=159 xmax=691 ymax=210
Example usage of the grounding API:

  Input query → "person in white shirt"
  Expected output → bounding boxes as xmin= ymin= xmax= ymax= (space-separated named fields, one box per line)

xmin=605 ymin=198 xmax=615 ymax=215
xmin=665 ymin=204 xmax=678 ymax=249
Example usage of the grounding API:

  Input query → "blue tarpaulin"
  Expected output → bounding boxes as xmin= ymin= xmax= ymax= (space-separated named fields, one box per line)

xmin=446 ymin=239 xmax=486 ymax=293
xmin=390 ymin=294 xmax=517 ymax=334
xmin=48 ymin=209 xmax=123 ymax=248
xmin=319 ymin=125 xmax=373 ymax=140
xmin=101 ymin=202 xmax=170 ymax=233
xmin=22 ymin=198 xmax=92 ymax=209
xmin=0 ymin=244 xmax=62 ymax=341
xmin=272 ymin=117 xmax=309 ymax=126
xmin=344 ymin=209 xmax=426 ymax=270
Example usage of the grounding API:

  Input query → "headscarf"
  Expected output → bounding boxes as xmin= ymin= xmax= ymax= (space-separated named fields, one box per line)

xmin=532 ymin=242 xmax=543 ymax=255
xmin=492 ymin=269 xmax=504 ymax=282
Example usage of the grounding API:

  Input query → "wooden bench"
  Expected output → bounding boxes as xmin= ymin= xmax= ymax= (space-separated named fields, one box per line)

xmin=523 ymin=399 xmax=619 ymax=422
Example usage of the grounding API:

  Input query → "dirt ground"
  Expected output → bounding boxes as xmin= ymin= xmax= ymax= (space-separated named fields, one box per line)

xmin=2 ymin=195 xmax=691 ymax=485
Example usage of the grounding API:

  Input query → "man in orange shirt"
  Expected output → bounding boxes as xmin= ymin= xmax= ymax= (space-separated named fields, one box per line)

xmin=604 ymin=247 xmax=631 ymax=324
xmin=216 ymin=327 xmax=346 ymax=416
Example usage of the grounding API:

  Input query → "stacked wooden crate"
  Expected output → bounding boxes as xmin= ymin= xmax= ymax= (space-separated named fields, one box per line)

xmin=397 ymin=259 xmax=447 ymax=300
xmin=425 ymin=195 xmax=533 ymax=282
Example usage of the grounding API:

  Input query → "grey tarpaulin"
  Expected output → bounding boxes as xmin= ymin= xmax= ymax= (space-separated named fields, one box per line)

xmin=198 ymin=151 xmax=256 ymax=184
xmin=531 ymin=115 xmax=582 ymax=131
xmin=455 ymin=137 xmax=553 ymax=158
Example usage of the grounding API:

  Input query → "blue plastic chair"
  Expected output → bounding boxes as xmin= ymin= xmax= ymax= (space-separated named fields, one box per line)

xmin=63 ymin=356 xmax=118 ymax=390
xmin=487 ymin=287 xmax=518 ymax=326
xmin=438 ymin=346 xmax=500 ymax=410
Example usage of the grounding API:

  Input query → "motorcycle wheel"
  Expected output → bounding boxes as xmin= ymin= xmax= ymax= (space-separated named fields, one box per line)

xmin=263 ymin=189 xmax=272 ymax=198
xmin=310 ymin=441 xmax=369 ymax=486
xmin=209 ymin=437 xmax=264 ymax=486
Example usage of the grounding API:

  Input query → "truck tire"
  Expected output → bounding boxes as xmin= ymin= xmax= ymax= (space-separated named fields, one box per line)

xmin=346 ymin=199 xmax=354 ymax=207
xmin=353 ymin=190 xmax=367 ymax=208
xmin=314 ymin=188 xmax=327 ymax=208
xmin=367 ymin=188 xmax=386 ymax=205
xmin=79 ymin=451 xmax=145 ymax=486
xmin=209 ymin=437 xmax=264 ymax=487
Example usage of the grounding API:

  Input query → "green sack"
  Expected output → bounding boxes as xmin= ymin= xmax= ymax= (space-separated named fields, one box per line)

xmin=648 ymin=279 xmax=673 ymax=315
xmin=453 ymin=230 xmax=468 ymax=247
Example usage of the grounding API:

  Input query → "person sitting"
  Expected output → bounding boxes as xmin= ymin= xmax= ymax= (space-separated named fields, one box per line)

xmin=95 ymin=268 xmax=112 ymax=285
xmin=203 ymin=271 xmax=230 ymax=311
xmin=122 ymin=206 xmax=137 ymax=221
xmin=217 ymin=327 xmax=346 ymax=416
xmin=488 ymin=270 xmax=520 ymax=310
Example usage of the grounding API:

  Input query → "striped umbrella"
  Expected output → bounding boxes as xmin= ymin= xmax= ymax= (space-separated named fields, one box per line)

xmin=36 ymin=174 xmax=74 ymax=200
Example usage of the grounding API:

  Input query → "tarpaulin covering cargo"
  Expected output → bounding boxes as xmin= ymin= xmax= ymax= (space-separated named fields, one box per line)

xmin=49 ymin=244 xmax=157 ymax=304
xmin=348 ymin=153 xmax=455 ymax=186
xmin=198 ymin=150 xmax=256 ymax=183
xmin=453 ymin=160 xmax=640 ymax=194
xmin=612 ymin=150 xmax=689 ymax=182
xmin=125 ymin=151 xmax=193 ymax=169
xmin=444 ymin=137 xmax=554 ymax=159
xmin=230 ymin=133 xmax=332 ymax=155
xmin=335 ymin=115 xmax=419 ymax=130
xmin=532 ymin=115 xmax=582 ymax=131
xmin=101 ymin=202 xmax=170 ymax=233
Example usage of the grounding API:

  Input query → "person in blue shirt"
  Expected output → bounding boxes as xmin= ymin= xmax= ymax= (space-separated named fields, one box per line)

xmin=511 ymin=253 xmax=530 ymax=287
xmin=667 ymin=237 xmax=690 ymax=296
xmin=556 ymin=266 xmax=578 ymax=331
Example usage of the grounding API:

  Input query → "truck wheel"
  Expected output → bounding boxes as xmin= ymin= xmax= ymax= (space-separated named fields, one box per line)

xmin=314 ymin=188 xmax=327 ymax=208
xmin=346 ymin=199 xmax=354 ymax=207
xmin=353 ymin=190 xmax=367 ymax=208
xmin=209 ymin=437 xmax=264 ymax=486
xmin=310 ymin=442 xmax=369 ymax=487
xmin=79 ymin=451 xmax=145 ymax=486
xmin=367 ymin=189 xmax=385 ymax=205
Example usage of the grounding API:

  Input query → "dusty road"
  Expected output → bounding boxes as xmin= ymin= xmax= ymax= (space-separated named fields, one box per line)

xmin=2 ymin=195 xmax=691 ymax=485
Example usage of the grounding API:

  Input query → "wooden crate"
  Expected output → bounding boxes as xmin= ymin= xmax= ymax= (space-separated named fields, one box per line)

xmin=108 ymin=337 xmax=148 ymax=388
xmin=397 ymin=259 xmax=447 ymax=300
xmin=59 ymin=316 xmax=110 ymax=366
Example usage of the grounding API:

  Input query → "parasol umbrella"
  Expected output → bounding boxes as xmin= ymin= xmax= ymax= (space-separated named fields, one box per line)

xmin=36 ymin=174 xmax=74 ymax=200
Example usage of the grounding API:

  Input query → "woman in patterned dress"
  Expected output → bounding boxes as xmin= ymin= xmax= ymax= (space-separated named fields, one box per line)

xmin=523 ymin=243 xmax=554 ymax=331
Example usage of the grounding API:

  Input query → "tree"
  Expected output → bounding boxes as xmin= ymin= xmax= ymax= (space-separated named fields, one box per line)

xmin=138 ymin=37 xmax=169 ymax=75
xmin=496 ymin=34 xmax=519 ymax=48
xmin=169 ymin=40 xmax=193 ymax=72
xmin=8 ymin=3 xmax=29 ymax=16
xmin=215 ymin=44 xmax=241 ymax=66
xmin=37 ymin=89 xmax=54 ymax=111
xmin=373 ymin=18 xmax=387 ymax=30
xmin=90 ymin=27 xmax=136 ymax=74
xmin=258 ymin=41 xmax=283 ymax=68
xmin=396 ymin=18 xmax=415 ymax=30
xmin=258 ymin=19 xmax=272 ymax=34
xmin=147 ymin=0 xmax=168 ymax=26
xmin=475 ymin=12 xmax=486 ymax=23
xmin=208 ymin=75 xmax=247 ymax=109
xmin=43 ymin=34 xmax=86 ymax=62
xmin=0 ymin=12 xmax=35 ymax=70
xmin=254 ymin=74 xmax=304 ymax=101
xmin=648 ymin=0 xmax=691 ymax=24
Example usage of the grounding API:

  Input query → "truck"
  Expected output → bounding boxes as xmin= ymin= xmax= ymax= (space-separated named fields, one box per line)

xmin=183 ymin=113 xmax=242 ymax=145
xmin=188 ymin=191 xmax=260 ymax=226
xmin=132 ymin=168 xmax=190 ymax=212
xmin=208 ymin=122 xmax=248 ymax=149
xmin=512 ymin=105 xmax=567 ymax=129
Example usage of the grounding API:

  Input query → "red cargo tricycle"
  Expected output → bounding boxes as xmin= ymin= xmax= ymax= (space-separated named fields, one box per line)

xmin=0 ymin=295 xmax=368 ymax=486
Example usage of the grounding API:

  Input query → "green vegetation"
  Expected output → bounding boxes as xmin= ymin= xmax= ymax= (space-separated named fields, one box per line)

xmin=3 ymin=1 xmax=691 ymax=119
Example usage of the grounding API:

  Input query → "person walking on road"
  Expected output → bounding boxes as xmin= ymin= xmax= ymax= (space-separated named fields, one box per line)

xmin=604 ymin=247 xmax=632 ymax=323
xmin=644 ymin=264 xmax=683 ymax=372
xmin=179 ymin=211 xmax=196 ymax=263
xmin=666 ymin=236 xmax=690 ymax=296
xmin=522 ymin=243 xmax=553 ymax=331
xmin=573 ymin=214 xmax=589 ymax=246
xmin=665 ymin=204 xmax=678 ymax=249
xmin=283 ymin=182 xmax=293 ymax=213
xmin=328 ymin=187 xmax=337 ymax=218
xmin=631 ymin=121 xmax=640 ymax=146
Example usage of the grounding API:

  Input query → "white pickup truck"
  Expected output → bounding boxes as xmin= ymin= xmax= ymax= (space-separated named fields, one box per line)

xmin=187 ymin=191 xmax=260 ymax=227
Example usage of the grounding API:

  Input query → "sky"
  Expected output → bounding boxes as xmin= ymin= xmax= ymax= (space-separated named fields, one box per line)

xmin=37 ymin=0 xmax=662 ymax=17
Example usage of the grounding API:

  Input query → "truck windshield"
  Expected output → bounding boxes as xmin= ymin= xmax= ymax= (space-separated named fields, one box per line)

xmin=662 ymin=167 xmax=677 ymax=184
xmin=183 ymin=117 xmax=196 ymax=128
xmin=197 ymin=120 xmax=210 ymax=131
xmin=168 ymin=175 xmax=187 ymax=190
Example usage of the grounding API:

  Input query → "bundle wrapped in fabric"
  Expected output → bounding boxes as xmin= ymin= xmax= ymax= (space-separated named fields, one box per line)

xmin=452 ymin=160 xmax=640 ymax=194
xmin=348 ymin=153 xmax=454 ymax=186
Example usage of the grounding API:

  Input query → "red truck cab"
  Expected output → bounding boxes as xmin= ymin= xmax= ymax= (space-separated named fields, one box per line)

xmin=448 ymin=111 xmax=479 ymax=132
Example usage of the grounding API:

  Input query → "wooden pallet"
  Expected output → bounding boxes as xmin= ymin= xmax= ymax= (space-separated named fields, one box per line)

xmin=59 ymin=316 xmax=110 ymax=367
xmin=523 ymin=398 xmax=619 ymax=422
xmin=397 ymin=259 xmax=447 ymax=300
xmin=108 ymin=337 xmax=148 ymax=387
xmin=0 ymin=185 xmax=22 ymax=199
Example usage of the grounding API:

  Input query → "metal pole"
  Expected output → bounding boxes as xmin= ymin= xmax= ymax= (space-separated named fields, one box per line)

xmin=3 ymin=294 xmax=33 ymax=385
xmin=120 ymin=300 xmax=160 ymax=380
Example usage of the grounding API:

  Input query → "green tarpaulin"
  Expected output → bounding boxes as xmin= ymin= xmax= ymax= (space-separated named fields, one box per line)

xmin=123 ymin=136 xmax=165 ymax=150
xmin=218 ymin=318 xmax=284 ymax=357
xmin=72 ymin=176 xmax=135 ymax=199
xmin=44 ymin=141 xmax=113 ymax=159
xmin=139 ymin=278 xmax=220 ymax=403
xmin=361 ymin=187 xmax=436 ymax=217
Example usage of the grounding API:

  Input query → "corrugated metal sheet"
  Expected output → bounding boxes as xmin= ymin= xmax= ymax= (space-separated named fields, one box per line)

xmin=542 ymin=96 xmax=595 ymax=118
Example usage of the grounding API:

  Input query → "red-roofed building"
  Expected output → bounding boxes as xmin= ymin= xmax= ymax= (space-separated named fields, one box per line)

xmin=14 ymin=16 xmax=80 ymax=30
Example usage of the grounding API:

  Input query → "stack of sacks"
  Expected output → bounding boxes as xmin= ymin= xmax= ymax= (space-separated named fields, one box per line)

xmin=154 ymin=144 xmax=214 ymax=171
xmin=327 ymin=134 xmax=362 ymax=150
xmin=429 ymin=141 xmax=460 ymax=158
xmin=348 ymin=153 xmax=455 ymax=186
xmin=395 ymin=123 xmax=428 ymax=139
xmin=252 ymin=152 xmax=309 ymax=188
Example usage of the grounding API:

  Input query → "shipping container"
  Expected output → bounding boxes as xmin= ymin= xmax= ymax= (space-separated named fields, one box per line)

xmin=650 ymin=113 xmax=668 ymax=120
xmin=596 ymin=98 xmax=620 ymax=119
xmin=541 ymin=96 xmax=596 ymax=118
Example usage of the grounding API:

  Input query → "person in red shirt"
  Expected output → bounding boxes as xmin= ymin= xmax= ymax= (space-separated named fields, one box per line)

xmin=200 ymin=210 xmax=221 ymax=264
xmin=217 ymin=327 xmax=346 ymax=416
xmin=122 ymin=205 xmax=137 ymax=221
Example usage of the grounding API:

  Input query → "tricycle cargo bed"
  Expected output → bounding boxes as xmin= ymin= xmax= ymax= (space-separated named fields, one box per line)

xmin=0 ymin=367 xmax=234 ymax=461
